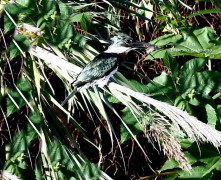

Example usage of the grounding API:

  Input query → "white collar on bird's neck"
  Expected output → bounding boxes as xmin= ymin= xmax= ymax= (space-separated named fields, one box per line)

xmin=104 ymin=45 xmax=131 ymax=54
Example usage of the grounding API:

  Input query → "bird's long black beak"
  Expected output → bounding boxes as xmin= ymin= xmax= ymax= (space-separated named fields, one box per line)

xmin=128 ymin=41 xmax=158 ymax=53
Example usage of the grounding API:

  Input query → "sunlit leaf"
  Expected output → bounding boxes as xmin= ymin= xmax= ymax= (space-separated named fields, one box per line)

xmin=10 ymin=34 xmax=30 ymax=59
xmin=205 ymin=104 xmax=218 ymax=128
xmin=120 ymin=107 xmax=143 ymax=143
xmin=7 ymin=79 xmax=32 ymax=116
xmin=147 ymin=27 xmax=221 ymax=59
xmin=163 ymin=51 xmax=178 ymax=80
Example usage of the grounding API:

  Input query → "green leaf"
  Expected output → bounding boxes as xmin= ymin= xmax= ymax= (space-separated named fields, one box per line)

xmin=80 ymin=13 xmax=93 ymax=32
xmin=29 ymin=112 xmax=43 ymax=125
xmin=16 ymin=0 xmax=31 ymax=7
xmin=70 ymin=12 xmax=93 ymax=32
xmin=7 ymin=130 xmax=34 ymax=160
xmin=108 ymin=0 xmax=156 ymax=24
xmin=164 ymin=173 xmax=179 ymax=180
xmin=180 ymin=57 xmax=207 ymax=81
xmin=178 ymin=144 xmax=221 ymax=179
xmin=7 ymin=79 xmax=32 ymax=116
xmin=70 ymin=13 xmax=85 ymax=22
xmin=27 ymin=112 xmax=43 ymax=139
xmin=146 ymin=72 xmax=176 ymax=101
xmin=4 ymin=4 xmax=21 ymax=15
xmin=35 ymin=167 xmax=44 ymax=180
xmin=128 ymin=80 xmax=151 ymax=93
xmin=82 ymin=162 xmax=102 ymax=180
xmin=56 ymin=23 xmax=74 ymax=47
xmin=200 ymin=156 xmax=221 ymax=173
xmin=16 ymin=0 xmax=36 ymax=9
xmin=205 ymin=104 xmax=218 ymax=128
xmin=147 ymin=27 xmax=221 ymax=59
xmin=10 ymin=34 xmax=30 ymax=59
xmin=180 ymin=71 xmax=221 ymax=95
xmin=5 ymin=0 xmax=36 ymax=15
xmin=178 ymin=57 xmax=221 ymax=95
xmin=149 ymin=33 xmax=182 ymax=47
xmin=188 ymin=9 xmax=221 ymax=18
xmin=38 ymin=0 xmax=56 ymax=15
xmin=163 ymin=51 xmax=178 ymax=80
xmin=47 ymin=140 xmax=92 ymax=179
xmin=209 ymin=45 xmax=221 ymax=59
xmin=160 ymin=158 xmax=179 ymax=171
xmin=4 ymin=130 xmax=37 ymax=179
xmin=120 ymin=107 xmax=143 ymax=143
xmin=4 ymin=14 xmax=17 ymax=33
xmin=178 ymin=165 xmax=213 ymax=179
xmin=58 ymin=2 xmax=69 ymax=17
xmin=106 ymin=94 xmax=121 ymax=104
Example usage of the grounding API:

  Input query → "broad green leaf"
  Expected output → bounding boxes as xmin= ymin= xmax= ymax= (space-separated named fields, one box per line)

xmin=180 ymin=57 xmax=207 ymax=81
xmin=3 ymin=14 xmax=17 ymax=33
xmin=5 ymin=0 xmax=37 ymax=15
xmin=29 ymin=112 xmax=43 ymax=125
xmin=7 ymin=79 xmax=32 ymax=116
xmin=180 ymin=139 xmax=193 ymax=149
xmin=55 ymin=23 xmax=74 ymax=48
xmin=149 ymin=33 xmax=182 ymax=47
xmin=106 ymin=94 xmax=121 ymax=104
xmin=7 ymin=130 xmax=34 ymax=160
xmin=205 ymin=104 xmax=218 ymax=128
xmin=163 ymin=51 xmax=178 ymax=80
xmin=70 ymin=13 xmax=85 ymax=22
xmin=27 ymin=124 xmax=38 ymax=141
xmin=58 ymin=2 xmax=69 ymax=17
xmin=4 ymin=4 xmax=21 ymax=15
xmin=80 ymin=13 xmax=93 ymax=32
xmin=217 ymin=105 xmax=221 ymax=120
xmin=160 ymin=158 xmax=179 ymax=171
xmin=38 ymin=0 xmax=56 ymax=15
xmin=164 ymin=173 xmax=179 ymax=180
xmin=146 ymin=72 xmax=176 ymax=101
xmin=200 ymin=155 xmax=221 ymax=174
xmin=120 ymin=107 xmax=143 ymax=143
xmin=35 ymin=167 xmax=44 ymax=180
xmin=47 ymin=140 xmax=94 ymax=179
xmin=4 ymin=130 xmax=37 ymax=179
xmin=10 ymin=34 xmax=30 ymax=59
xmin=179 ymin=71 xmax=221 ymax=95
xmin=146 ymin=27 xmax=221 ymax=59
xmin=209 ymin=45 xmax=221 ymax=59
xmin=82 ymin=162 xmax=102 ymax=180
xmin=16 ymin=0 xmax=34 ymax=8
xmin=179 ymin=144 xmax=221 ymax=179
xmin=128 ymin=80 xmax=150 ymax=94
xmin=178 ymin=165 xmax=213 ymax=179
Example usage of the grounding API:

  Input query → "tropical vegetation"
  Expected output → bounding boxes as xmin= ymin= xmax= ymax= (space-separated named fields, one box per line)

xmin=0 ymin=0 xmax=221 ymax=179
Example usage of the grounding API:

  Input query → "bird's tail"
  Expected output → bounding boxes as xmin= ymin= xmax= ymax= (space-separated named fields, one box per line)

xmin=61 ymin=86 xmax=78 ymax=106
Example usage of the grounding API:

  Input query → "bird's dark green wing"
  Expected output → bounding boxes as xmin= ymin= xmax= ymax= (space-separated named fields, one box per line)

xmin=73 ymin=53 xmax=121 ymax=87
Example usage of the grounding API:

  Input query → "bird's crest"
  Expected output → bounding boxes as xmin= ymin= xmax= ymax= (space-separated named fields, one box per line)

xmin=110 ymin=32 xmax=133 ymax=47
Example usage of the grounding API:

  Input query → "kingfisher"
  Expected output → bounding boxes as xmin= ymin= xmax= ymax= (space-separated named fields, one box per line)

xmin=61 ymin=33 xmax=157 ymax=106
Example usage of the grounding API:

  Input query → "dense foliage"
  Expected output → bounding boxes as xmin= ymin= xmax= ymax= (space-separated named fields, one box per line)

xmin=0 ymin=0 xmax=221 ymax=179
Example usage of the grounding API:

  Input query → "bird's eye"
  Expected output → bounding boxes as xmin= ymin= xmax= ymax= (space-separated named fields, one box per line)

xmin=127 ymin=39 xmax=133 ymax=44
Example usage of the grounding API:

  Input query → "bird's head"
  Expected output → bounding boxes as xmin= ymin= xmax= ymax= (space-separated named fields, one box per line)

xmin=110 ymin=33 xmax=133 ymax=47
xmin=106 ymin=32 xmax=157 ymax=54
